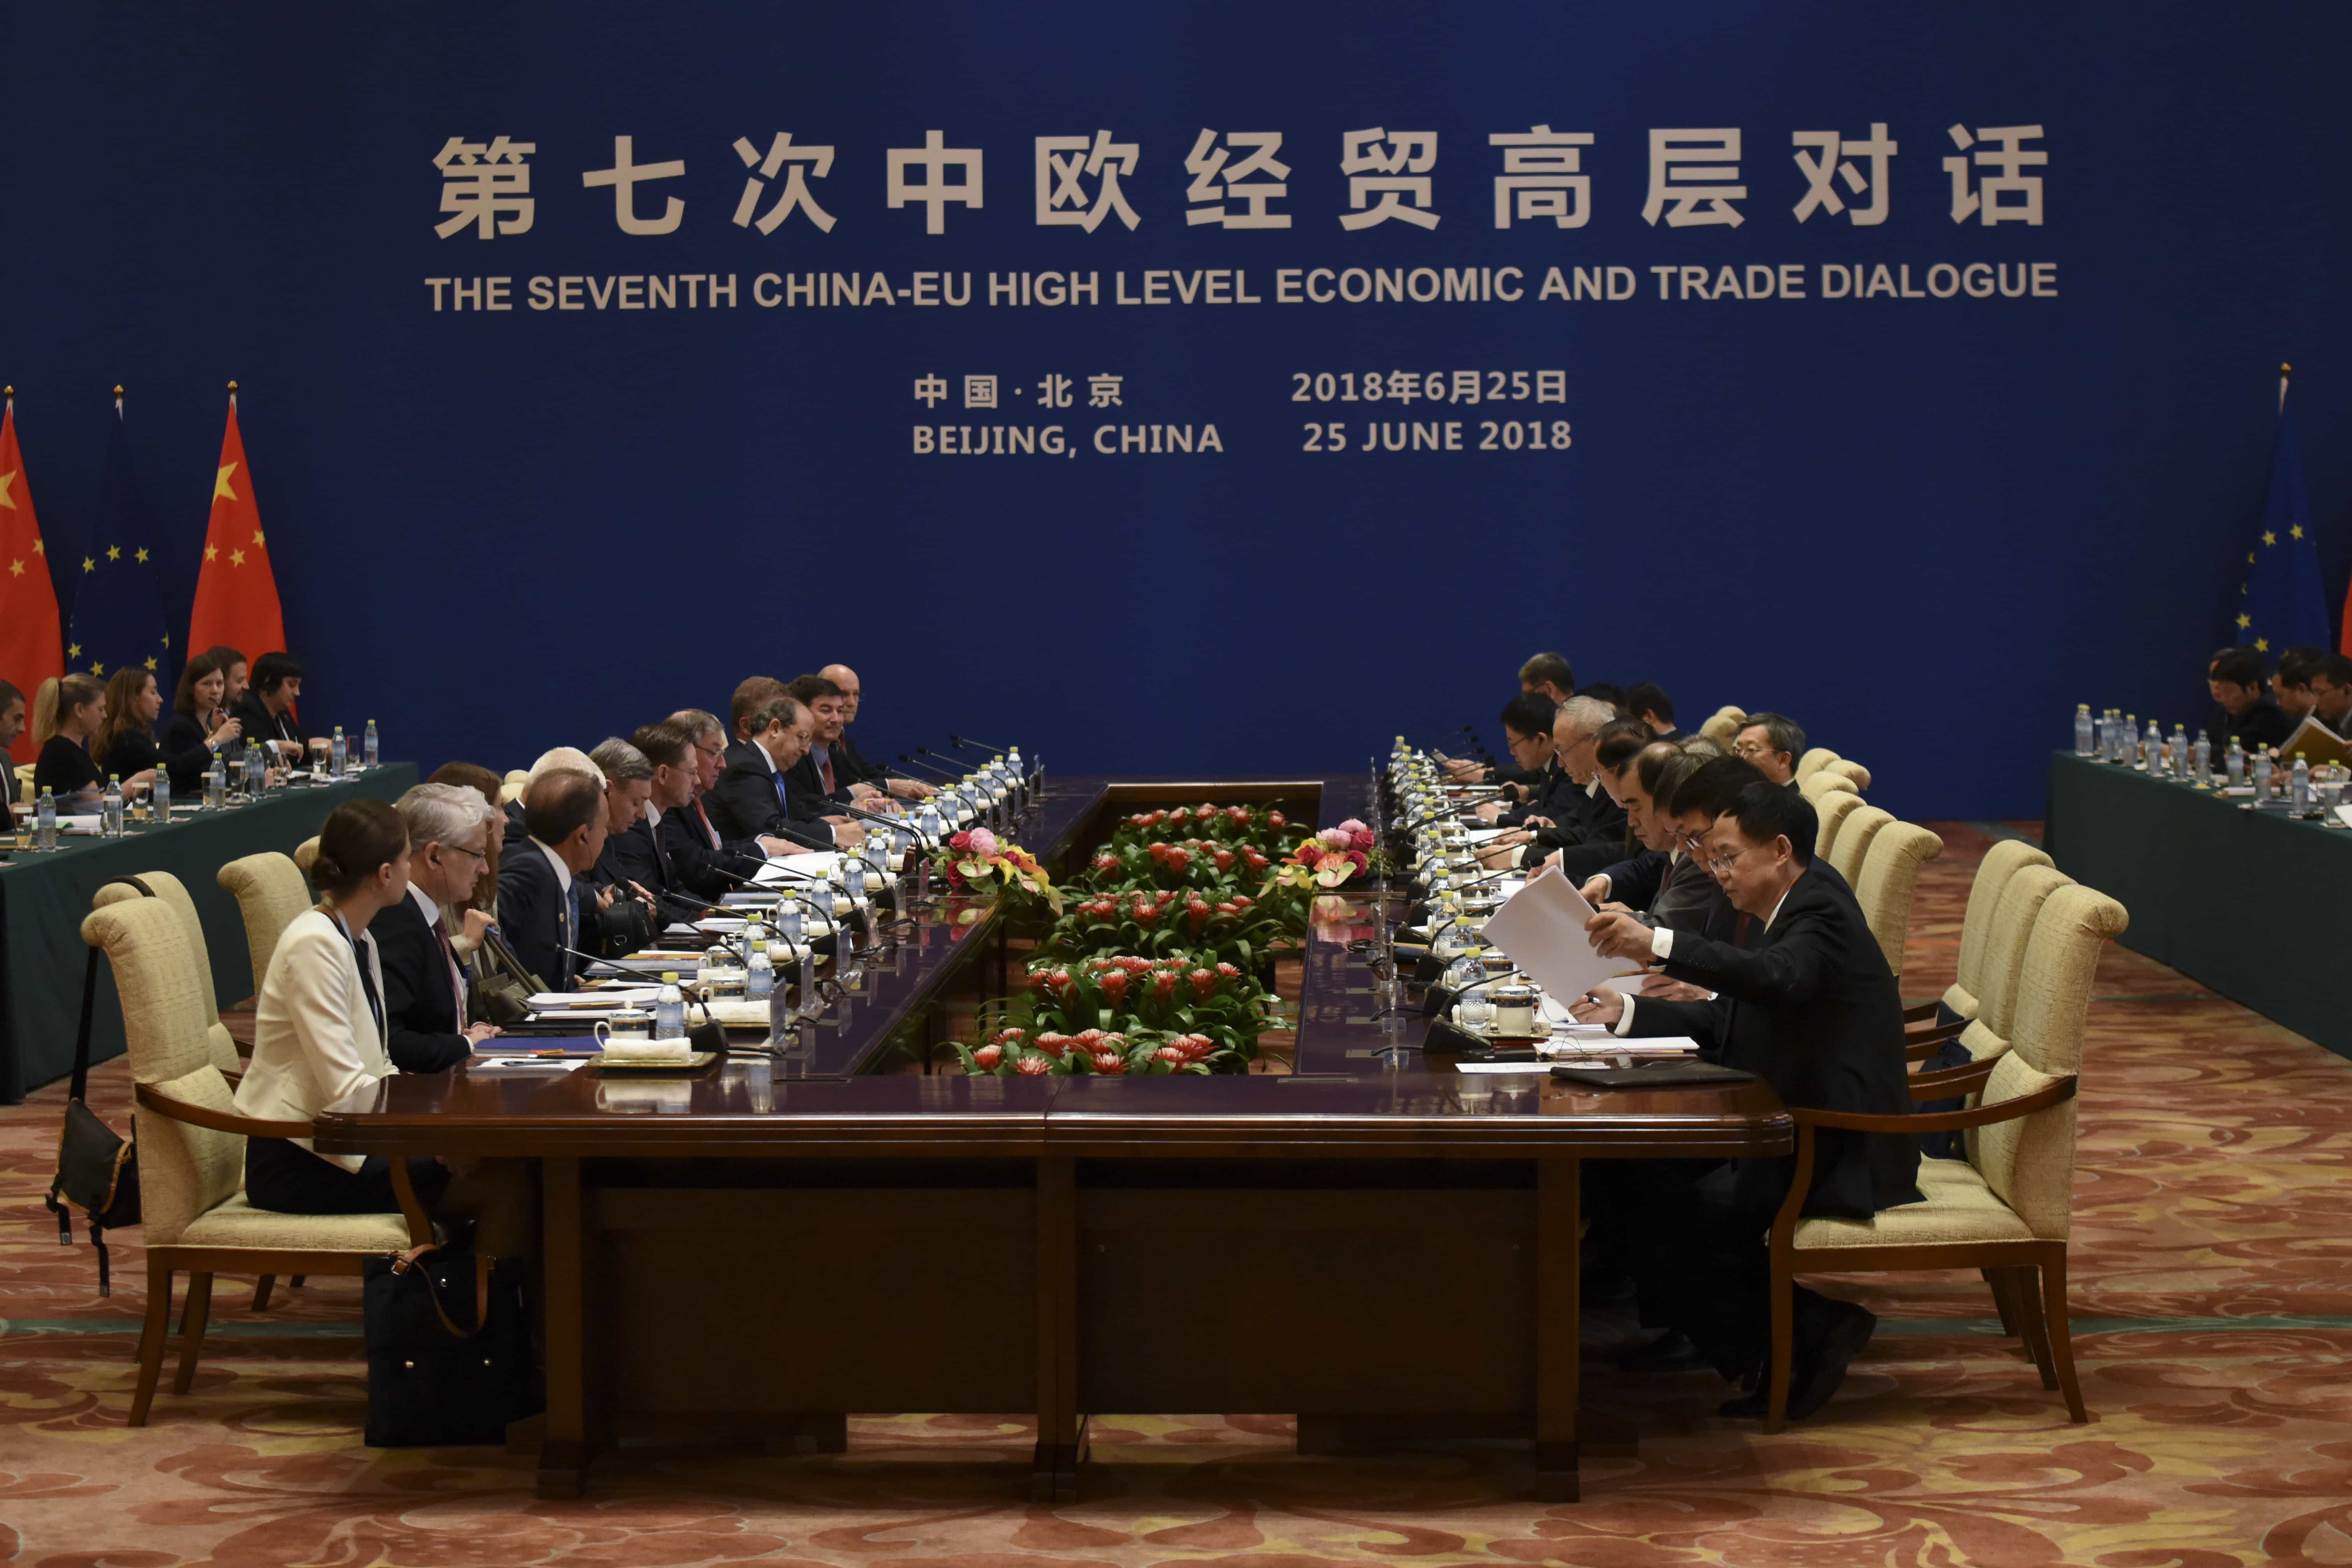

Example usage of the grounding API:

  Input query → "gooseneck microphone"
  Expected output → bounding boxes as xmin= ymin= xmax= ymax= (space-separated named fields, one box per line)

xmin=948 ymin=734 xmax=1012 ymax=754
xmin=915 ymin=745 xmax=978 ymax=776
xmin=895 ymin=752 xmax=964 ymax=783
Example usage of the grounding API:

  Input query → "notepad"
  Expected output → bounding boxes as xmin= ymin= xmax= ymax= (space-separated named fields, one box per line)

xmin=1478 ymin=866 xmax=1631 ymax=1002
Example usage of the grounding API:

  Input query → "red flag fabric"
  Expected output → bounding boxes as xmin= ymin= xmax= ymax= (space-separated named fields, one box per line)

xmin=186 ymin=396 xmax=286 ymax=669
xmin=0 ymin=397 xmax=65 ymax=765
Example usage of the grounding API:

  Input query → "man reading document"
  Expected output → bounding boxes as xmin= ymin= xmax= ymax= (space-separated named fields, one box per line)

xmin=1568 ymin=781 xmax=1920 ymax=1421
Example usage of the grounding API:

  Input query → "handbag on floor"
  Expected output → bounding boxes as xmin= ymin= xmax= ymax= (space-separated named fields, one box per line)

xmin=362 ymin=1244 xmax=538 ymax=1447
xmin=46 ymin=876 xmax=155 ymax=1295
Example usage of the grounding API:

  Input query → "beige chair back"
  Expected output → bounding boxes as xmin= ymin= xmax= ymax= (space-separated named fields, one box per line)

xmin=217 ymin=851 xmax=312 ymax=1004
xmin=1852 ymin=821 xmax=1944 ymax=977
xmin=1972 ymin=884 xmax=2129 ymax=1239
xmin=1797 ymin=771 xmax=1858 ymax=806
xmin=1826 ymin=804 xmax=1891 ymax=889
xmin=1946 ymin=839 xmax=2056 ymax=1018
xmin=13 ymin=761 xmax=32 ymax=807
xmin=500 ymin=769 xmax=530 ymax=804
xmin=91 ymin=871 xmax=239 ymax=1075
xmin=1824 ymin=758 xmax=1872 ymax=792
xmin=1966 ymin=864 xmax=2072 ymax=1051
xmin=83 ymin=899 xmax=243 ymax=1247
xmin=1794 ymin=747 xmax=1839 ymax=780
xmin=1813 ymin=790 xmax=1866 ymax=863
xmin=1698 ymin=706 xmax=1747 ymax=743
xmin=294 ymin=835 xmax=321 ymax=877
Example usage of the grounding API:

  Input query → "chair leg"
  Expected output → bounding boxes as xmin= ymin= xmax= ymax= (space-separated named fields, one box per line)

xmin=252 ymin=1275 xmax=275 ymax=1312
xmin=289 ymin=1275 xmax=305 ymax=1290
xmin=1982 ymin=1267 xmax=2021 ymax=1337
xmin=171 ymin=1273 xmax=214 ymax=1396
xmin=130 ymin=1261 xmax=174 ymax=1426
xmin=1764 ymin=1256 xmax=1795 ymax=1433
xmin=2004 ymin=1267 xmax=2059 ymax=1389
xmin=2038 ymin=1249 xmax=2089 ymax=1423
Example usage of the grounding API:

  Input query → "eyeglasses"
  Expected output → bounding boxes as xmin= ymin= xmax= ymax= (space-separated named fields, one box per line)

xmin=440 ymin=843 xmax=488 ymax=864
xmin=1731 ymin=739 xmax=1773 ymax=758
xmin=693 ymin=741 xmax=724 ymax=761
xmin=1706 ymin=844 xmax=1754 ymax=875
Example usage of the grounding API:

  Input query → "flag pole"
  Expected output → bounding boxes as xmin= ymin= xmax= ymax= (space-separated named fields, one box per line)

xmin=113 ymin=383 xmax=123 ymax=417
xmin=2279 ymin=361 xmax=2291 ymax=415
xmin=227 ymin=378 xmax=237 ymax=409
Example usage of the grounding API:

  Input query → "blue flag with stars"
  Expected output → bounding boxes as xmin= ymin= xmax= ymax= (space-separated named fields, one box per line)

xmin=66 ymin=398 xmax=173 ymax=685
xmin=2237 ymin=414 xmax=2331 ymax=656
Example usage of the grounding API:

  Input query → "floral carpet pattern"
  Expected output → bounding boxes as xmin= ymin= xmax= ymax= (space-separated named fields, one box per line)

xmin=3 ymin=821 xmax=2349 ymax=1565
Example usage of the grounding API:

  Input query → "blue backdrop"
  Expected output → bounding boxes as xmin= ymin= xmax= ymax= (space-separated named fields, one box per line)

xmin=4 ymin=2 xmax=2348 ymax=819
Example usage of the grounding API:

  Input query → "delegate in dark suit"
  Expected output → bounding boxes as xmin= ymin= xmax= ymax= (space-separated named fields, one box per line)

xmin=1615 ymin=864 xmax=1921 ymax=1383
xmin=1596 ymin=848 xmax=1720 ymax=933
xmin=657 ymin=795 xmax=775 ymax=899
xmin=370 ymin=886 xmax=474 ymax=1072
xmin=707 ymin=741 xmax=836 ymax=849
xmin=496 ymin=840 xmax=581 ymax=992
xmin=834 ymin=732 xmax=892 ymax=787
xmin=232 ymin=690 xmax=305 ymax=754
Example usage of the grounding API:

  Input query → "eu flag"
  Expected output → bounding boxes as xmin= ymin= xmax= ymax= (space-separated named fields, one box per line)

xmin=2237 ymin=413 xmax=2332 ymax=656
xmin=66 ymin=394 xmax=173 ymax=685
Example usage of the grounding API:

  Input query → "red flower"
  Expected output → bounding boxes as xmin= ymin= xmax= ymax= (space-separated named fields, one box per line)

xmin=1133 ymin=902 xmax=1161 ymax=925
xmin=1093 ymin=852 xmax=1120 ymax=874
xmin=1099 ymin=970 xmax=1131 ymax=1003
xmin=1190 ymin=969 xmax=1218 ymax=999
xmin=1268 ymin=811 xmax=1286 ymax=829
xmin=1230 ymin=895 xmax=1253 ymax=909
xmin=1212 ymin=849 xmax=1235 ymax=873
xmin=1297 ymin=843 xmax=1324 ymax=866
xmin=1028 ymin=971 xmax=1052 ymax=996
xmin=1168 ymin=807 xmax=1191 ymax=825
xmin=1118 ymin=955 xmax=1152 ymax=972
xmin=1092 ymin=1051 xmax=1128 ymax=1074
xmin=1187 ymin=906 xmax=1210 ymax=934
xmin=1216 ymin=962 xmax=1240 ymax=978
xmin=1036 ymin=1032 xmax=1072 ymax=1058
xmin=972 ymin=1044 xmax=1004 ymax=1070
xmin=1153 ymin=972 xmax=1177 ymax=1000
xmin=1076 ymin=1029 xmax=1106 ymax=1047
xmin=1351 ymin=829 xmax=1376 ymax=851
xmin=1016 ymin=1054 xmax=1052 ymax=1075
xmin=992 ymin=1027 xmax=1027 ymax=1045
xmin=950 ymin=830 xmax=973 ymax=852
xmin=1215 ymin=901 xmax=1238 ymax=915
xmin=1147 ymin=842 xmax=1171 ymax=864
xmin=1164 ymin=848 xmax=1192 ymax=875
xmin=1157 ymin=1046 xmax=1186 ymax=1064
xmin=1156 ymin=889 xmax=1178 ymax=904
xmin=1346 ymin=850 xmax=1368 ymax=870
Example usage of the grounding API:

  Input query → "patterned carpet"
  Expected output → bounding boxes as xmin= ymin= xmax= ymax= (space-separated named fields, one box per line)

xmin=4 ymin=821 xmax=2349 ymax=1566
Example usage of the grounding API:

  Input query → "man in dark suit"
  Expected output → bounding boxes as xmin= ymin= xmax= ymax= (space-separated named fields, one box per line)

xmin=376 ymin=782 xmax=503 ymax=1070
xmin=1506 ymin=699 xmax=1632 ymax=875
xmin=1584 ymin=753 xmax=1763 ymax=940
xmin=784 ymin=672 xmax=885 ymax=815
xmin=2207 ymin=646 xmax=2295 ymax=752
xmin=232 ymin=650 xmax=307 ymax=762
xmin=1473 ymin=693 xmax=1570 ymax=829
xmin=707 ymin=697 xmax=862 ymax=850
xmin=1625 ymin=682 xmax=1687 ymax=743
xmin=583 ymin=737 xmax=668 ymax=952
xmin=818 ymin=663 xmax=936 ymax=799
xmin=496 ymin=767 xmax=606 ymax=992
xmin=652 ymin=710 xmax=814 ymax=898
xmin=1574 ymin=781 xmax=1922 ymax=1420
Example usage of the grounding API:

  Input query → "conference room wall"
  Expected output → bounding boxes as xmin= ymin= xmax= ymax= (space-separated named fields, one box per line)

xmin=2 ymin=2 xmax=2345 ymax=821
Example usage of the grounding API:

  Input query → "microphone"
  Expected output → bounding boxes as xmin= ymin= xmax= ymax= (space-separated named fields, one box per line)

xmin=823 ymin=797 xmax=939 ymax=848
xmin=915 ymin=746 xmax=980 ymax=778
xmin=896 ymin=752 xmax=964 ymax=783
xmin=948 ymin=733 xmax=1012 ymax=755
xmin=1391 ymin=797 xmax=1484 ymax=836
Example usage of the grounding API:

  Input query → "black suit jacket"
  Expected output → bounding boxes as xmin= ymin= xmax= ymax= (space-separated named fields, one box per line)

xmin=371 ymin=890 xmax=473 ymax=1072
xmin=1525 ymin=777 xmax=1631 ymax=869
xmin=611 ymin=814 xmax=700 ymax=922
xmin=786 ymin=747 xmax=856 ymax=813
xmin=836 ymin=732 xmax=891 ymax=786
xmin=709 ymin=742 xmax=835 ymax=848
xmin=98 ymin=726 xmax=211 ymax=796
xmin=232 ymin=691 xmax=305 ymax=753
xmin=2214 ymin=698 xmax=2295 ymax=753
xmin=1625 ymin=866 xmax=1922 ymax=1221
xmin=655 ymin=796 xmax=761 ymax=900
xmin=496 ymin=839 xmax=580 ymax=991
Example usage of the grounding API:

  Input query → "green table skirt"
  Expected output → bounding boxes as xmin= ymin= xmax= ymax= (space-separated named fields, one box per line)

xmin=2044 ymin=751 xmax=2350 ymax=1061
xmin=0 ymin=763 xmax=419 ymax=1101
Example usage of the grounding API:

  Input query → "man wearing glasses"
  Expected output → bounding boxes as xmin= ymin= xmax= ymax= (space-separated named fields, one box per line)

xmin=1571 ymin=781 xmax=1919 ymax=1422
xmin=654 ymin=708 xmax=816 ymax=901
xmin=1731 ymin=712 xmax=1807 ymax=787
xmin=374 ymin=783 xmax=506 ymax=1070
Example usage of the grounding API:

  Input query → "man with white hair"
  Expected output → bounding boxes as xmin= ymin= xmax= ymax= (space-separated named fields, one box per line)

xmin=1478 ymin=696 xmax=1630 ymax=870
xmin=375 ymin=782 xmax=504 ymax=1070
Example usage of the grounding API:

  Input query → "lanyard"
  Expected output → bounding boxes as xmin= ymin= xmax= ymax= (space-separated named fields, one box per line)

xmin=326 ymin=907 xmax=385 ymax=1047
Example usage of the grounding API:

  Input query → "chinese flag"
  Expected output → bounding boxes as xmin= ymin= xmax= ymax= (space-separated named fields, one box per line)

xmin=186 ymin=394 xmax=286 ymax=669
xmin=0 ymin=396 xmax=64 ymax=764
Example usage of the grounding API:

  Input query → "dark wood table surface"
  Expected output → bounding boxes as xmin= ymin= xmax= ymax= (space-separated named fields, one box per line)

xmin=314 ymin=774 xmax=1791 ymax=1503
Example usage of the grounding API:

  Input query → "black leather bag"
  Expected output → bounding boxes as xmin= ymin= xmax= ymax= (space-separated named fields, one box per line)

xmin=362 ymin=1245 xmax=538 ymax=1447
xmin=46 ymin=877 xmax=156 ymax=1295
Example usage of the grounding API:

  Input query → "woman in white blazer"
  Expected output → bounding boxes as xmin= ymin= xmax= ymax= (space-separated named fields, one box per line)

xmin=236 ymin=799 xmax=453 ymax=1216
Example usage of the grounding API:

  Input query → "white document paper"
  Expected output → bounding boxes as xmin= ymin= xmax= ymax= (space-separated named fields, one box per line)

xmin=1548 ymin=1036 xmax=1701 ymax=1056
xmin=1478 ymin=866 xmax=1633 ymax=1002
xmin=1454 ymin=1060 xmax=1554 ymax=1075
xmin=755 ymin=852 xmax=840 ymax=884
xmin=1462 ymin=826 xmax=1512 ymax=845
xmin=2335 ymin=804 xmax=2352 ymax=829
xmin=530 ymin=988 xmax=657 ymax=1008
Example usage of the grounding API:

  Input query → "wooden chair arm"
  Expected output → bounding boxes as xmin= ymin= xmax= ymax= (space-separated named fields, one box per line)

xmin=135 ymin=1081 xmax=312 ymax=1139
xmin=1797 ymin=1075 xmax=2076 ymax=1135
xmin=1901 ymin=1000 xmax=1941 ymax=1023
xmin=1903 ymin=1018 xmax=1969 ymax=1059
xmin=1908 ymin=1045 xmax=2011 ymax=1100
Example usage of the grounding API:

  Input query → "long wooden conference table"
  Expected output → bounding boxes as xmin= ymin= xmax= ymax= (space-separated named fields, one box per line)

xmin=315 ymin=775 xmax=1791 ymax=1503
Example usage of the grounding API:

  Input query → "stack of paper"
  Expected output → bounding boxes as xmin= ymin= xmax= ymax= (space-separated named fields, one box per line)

xmin=1478 ymin=867 xmax=1631 ymax=1002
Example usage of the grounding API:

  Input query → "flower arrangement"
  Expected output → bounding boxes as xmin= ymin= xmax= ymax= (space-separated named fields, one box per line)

xmin=1077 ymin=836 xmax=1272 ymax=893
xmin=1108 ymin=803 xmax=1307 ymax=855
xmin=933 ymin=827 xmax=1063 ymax=916
xmin=1020 ymin=953 xmax=1272 ymax=1048
xmin=1268 ymin=818 xmax=1381 ymax=890
xmin=952 ymin=1025 xmax=1238 ymax=1077
xmin=1048 ymin=885 xmax=1295 ymax=968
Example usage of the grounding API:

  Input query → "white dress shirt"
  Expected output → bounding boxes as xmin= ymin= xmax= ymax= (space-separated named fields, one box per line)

xmin=234 ymin=908 xmax=391 ymax=1172
xmin=1613 ymin=884 xmax=1794 ymax=1037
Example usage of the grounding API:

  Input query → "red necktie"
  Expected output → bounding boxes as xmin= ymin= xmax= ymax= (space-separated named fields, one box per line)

xmin=431 ymin=912 xmax=467 ymax=1029
xmin=820 ymin=750 xmax=836 ymax=794
xmin=693 ymin=797 xmax=720 ymax=848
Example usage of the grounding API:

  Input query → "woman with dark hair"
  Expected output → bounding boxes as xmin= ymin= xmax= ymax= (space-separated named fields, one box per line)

xmin=30 ymin=673 xmax=132 ymax=803
xmin=232 ymin=799 xmax=447 ymax=1216
xmin=200 ymin=645 xmax=249 ymax=714
xmin=166 ymin=649 xmax=244 ymax=764
xmin=233 ymin=650 xmax=306 ymax=760
xmin=95 ymin=667 xmax=210 ymax=795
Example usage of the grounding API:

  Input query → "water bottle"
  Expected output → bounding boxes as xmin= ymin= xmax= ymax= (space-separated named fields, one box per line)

xmin=843 ymin=854 xmax=866 ymax=905
xmin=101 ymin=775 xmax=124 ymax=838
xmin=2226 ymin=736 xmax=2245 ymax=787
xmin=330 ymin=727 xmax=347 ymax=777
xmin=2291 ymin=753 xmax=2311 ymax=813
xmin=206 ymin=755 xmax=225 ymax=810
xmin=653 ymin=973 xmax=686 ymax=1038
xmin=1443 ymin=945 xmax=1485 ymax=995
xmin=777 ymin=893 xmax=803 ymax=949
xmin=2170 ymin=725 xmax=2189 ymax=780
xmin=745 ymin=941 xmax=774 ymax=1001
xmin=34 ymin=789 xmax=56 ymax=852
xmin=2253 ymin=749 xmax=2273 ymax=797
xmin=809 ymin=879 xmax=836 ymax=929
xmin=865 ymin=826 xmax=893 ymax=882
xmin=2194 ymin=729 xmax=2212 ymax=787
xmin=363 ymin=718 xmax=379 ymax=768
xmin=2074 ymin=704 xmax=2094 ymax=757
xmin=153 ymin=769 xmax=171 ymax=825
xmin=2103 ymin=710 xmax=2122 ymax=764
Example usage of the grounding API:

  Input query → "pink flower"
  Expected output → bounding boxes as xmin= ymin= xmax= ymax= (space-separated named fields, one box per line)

xmin=1318 ymin=826 xmax=1354 ymax=850
xmin=967 ymin=826 xmax=999 ymax=859
xmin=972 ymin=1044 xmax=1003 ymax=1070
xmin=1337 ymin=818 xmax=1368 ymax=835
xmin=1015 ymin=1054 xmax=1052 ymax=1075
xmin=1092 ymin=1052 xmax=1128 ymax=1075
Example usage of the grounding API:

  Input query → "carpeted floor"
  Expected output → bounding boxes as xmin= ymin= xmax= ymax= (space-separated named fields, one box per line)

xmin=4 ymin=821 xmax=2349 ymax=1566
